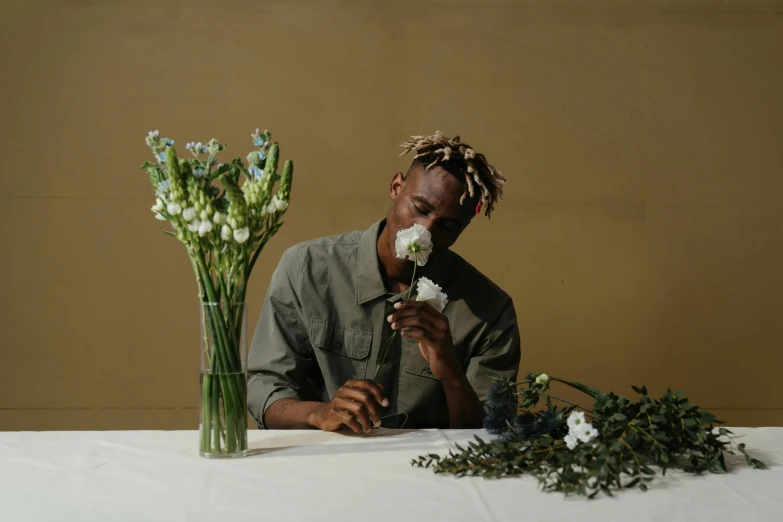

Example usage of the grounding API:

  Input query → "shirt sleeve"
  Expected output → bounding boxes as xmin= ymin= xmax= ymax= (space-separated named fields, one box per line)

xmin=464 ymin=297 xmax=521 ymax=402
xmin=247 ymin=246 xmax=313 ymax=429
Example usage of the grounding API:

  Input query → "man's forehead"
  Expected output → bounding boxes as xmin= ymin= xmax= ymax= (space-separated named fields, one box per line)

xmin=408 ymin=166 xmax=477 ymax=219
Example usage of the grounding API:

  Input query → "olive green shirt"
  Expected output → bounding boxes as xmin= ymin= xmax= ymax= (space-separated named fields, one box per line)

xmin=247 ymin=218 xmax=521 ymax=429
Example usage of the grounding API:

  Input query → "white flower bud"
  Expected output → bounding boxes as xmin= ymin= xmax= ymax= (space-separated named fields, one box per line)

xmin=198 ymin=220 xmax=213 ymax=237
xmin=188 ymin=220 xmax=201 ymax=232
xmin=535 ymin=373 xmax=550 ymax=387
xmin=182 ymin=207 xmax=197 ymax=222
xmin=229 ymin=217 xmax=238 ymax=229
xmin=274 ymin=196 xmax=289 ymax=211
xmin=200 ymin=210 xmax=209 ymax=222
xmin=221 ymin=224 xmax=232 ymax=241
xmin=266 ymin=202 xmax=276 ymax=214
xmin=154 ymin=212 xmax=167 ymax=221
xmin=152 ymin=199 xmax=165 ymax=212
xmin=233 ymin=227 xmax=250 ymax=244
xmin=167 ymin=202 xmax=182 ymax=215
xmin=212 ymin=212 xmax=225 ymax=224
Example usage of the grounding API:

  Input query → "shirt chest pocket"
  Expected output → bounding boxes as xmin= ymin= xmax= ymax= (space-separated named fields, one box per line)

xmin=309 ymin=318 xmax=372 ymax=361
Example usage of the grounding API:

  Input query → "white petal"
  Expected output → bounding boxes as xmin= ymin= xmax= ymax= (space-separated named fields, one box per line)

xmin=233 ymin=227 xmax=250 ymax=244
xmin=221 ymin=224 xmax=232 ymax=241
xmin=167 ymin=202 xmax=182 ymax=215
xmin=182 ymin=207 xmax=197 ymax=222
xmin=394 ymin=223 xmax=433 ymax=265
xmin=198 ymin=220 xmax=213 ymax=237
xmin=274 ymin=197 xmax=288 ymax=211
xmin=188 ymin=220 xmax=201 ymax=232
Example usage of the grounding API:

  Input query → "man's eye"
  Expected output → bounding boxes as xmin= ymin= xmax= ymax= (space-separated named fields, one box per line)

xmin=414 ymin=205 xmax=429 ymax=215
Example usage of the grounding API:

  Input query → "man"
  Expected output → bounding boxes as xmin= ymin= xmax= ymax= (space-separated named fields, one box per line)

xmin=247 ymin=131 xmax=520 ymax=432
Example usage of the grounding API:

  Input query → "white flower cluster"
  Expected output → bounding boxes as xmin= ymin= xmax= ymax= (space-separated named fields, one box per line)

xmin=564 ymin=411 xmax=599 ymax=450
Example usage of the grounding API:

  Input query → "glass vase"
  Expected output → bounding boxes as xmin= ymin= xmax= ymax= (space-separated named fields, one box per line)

xmin=199 ymin=301 xmax=248 ymax=458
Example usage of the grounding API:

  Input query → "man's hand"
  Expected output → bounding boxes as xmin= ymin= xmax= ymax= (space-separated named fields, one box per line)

xmin=308 ymin=379 xmax=389 ymax=433
xmin=387 ymin=300 xmax=461 ymax=383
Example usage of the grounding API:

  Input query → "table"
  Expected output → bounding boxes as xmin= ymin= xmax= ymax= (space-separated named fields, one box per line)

xmin=0 ymin=427 xmax=780 ymax=521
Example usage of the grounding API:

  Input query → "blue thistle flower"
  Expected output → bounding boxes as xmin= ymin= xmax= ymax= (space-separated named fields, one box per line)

xmin=484 ymin=413 xmax=506 ymax=435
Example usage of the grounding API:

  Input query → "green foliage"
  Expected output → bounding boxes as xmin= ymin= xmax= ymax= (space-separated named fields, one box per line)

xmin=412 ymin=373 xmax=765 ymax=498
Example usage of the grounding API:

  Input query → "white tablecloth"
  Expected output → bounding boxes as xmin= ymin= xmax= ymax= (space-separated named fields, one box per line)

xmin=0 ymin=427 xmax=779 ymax=521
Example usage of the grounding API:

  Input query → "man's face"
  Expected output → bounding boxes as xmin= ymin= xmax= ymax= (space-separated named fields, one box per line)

xmin=386 ymin=164 xmax=478 ymax=254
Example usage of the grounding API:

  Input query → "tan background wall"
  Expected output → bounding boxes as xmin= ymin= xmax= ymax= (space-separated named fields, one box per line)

xmin=1 ymin=0 xmax=781 ymax=430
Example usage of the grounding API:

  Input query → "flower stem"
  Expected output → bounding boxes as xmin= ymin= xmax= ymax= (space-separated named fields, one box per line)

xmin=373 ymin=253 xmax=419 ymax=380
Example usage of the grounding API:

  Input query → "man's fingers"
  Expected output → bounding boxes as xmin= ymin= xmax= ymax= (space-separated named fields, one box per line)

xmin=345 ymin=379 xmax=389 ymax=407
xmin=393 ymin=300 xmax=440 ymax=313
xmin=399 ymin=327 xmax=431 ymax=342
xmin=335 ymin=408 xmax=365 ymax=434
xmin=334 ymin=397 xmax=372 ymax=433
xmin=388 ymin=306 xmax=445 ymax=330
xmin=339 ymin=387 xmax=382 ymax=426
xmin=390 ymin=314 xmax=437 ymax=334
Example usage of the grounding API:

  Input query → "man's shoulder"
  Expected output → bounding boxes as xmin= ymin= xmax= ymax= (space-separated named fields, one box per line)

xmin=446 ymin=250 xmax=511 ymax=306
xmin=280 ymin=228 xmax=363 ymax=267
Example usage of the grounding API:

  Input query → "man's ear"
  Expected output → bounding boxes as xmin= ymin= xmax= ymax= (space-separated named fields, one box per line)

xmin=389 ymin=171 xmax=405 ymax=201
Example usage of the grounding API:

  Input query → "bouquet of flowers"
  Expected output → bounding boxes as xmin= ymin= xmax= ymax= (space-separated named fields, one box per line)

xmin=141 ymin=128 xmax=293 ymax=457
xmin=413 ymin=372 xmax=765 ymax=497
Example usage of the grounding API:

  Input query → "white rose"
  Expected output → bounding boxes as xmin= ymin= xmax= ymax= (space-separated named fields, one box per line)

xmin=394 ymin=223 xmax=433 ymax=266
xmin=415 ymin=277 xmax=448 ymax=313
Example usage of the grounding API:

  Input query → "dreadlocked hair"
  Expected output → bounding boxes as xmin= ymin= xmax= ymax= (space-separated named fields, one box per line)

xmin=399 ymin=131 xmax=506 ymax=218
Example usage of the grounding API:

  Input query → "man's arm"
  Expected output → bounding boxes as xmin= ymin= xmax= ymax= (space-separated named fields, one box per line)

xmin=388 ymin=297 xmax=521 ymax=429
xmin=248 ymin=247 xmax=389 ymax=432
xmin=247 ymin=247 xmax=313 ymax=429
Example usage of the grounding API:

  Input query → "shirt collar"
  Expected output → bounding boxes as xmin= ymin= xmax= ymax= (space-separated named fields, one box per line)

xmin=355 ymin=218 xmax=457 ymax=305
xmin=355 ymin=218 xmax=389 ymax=305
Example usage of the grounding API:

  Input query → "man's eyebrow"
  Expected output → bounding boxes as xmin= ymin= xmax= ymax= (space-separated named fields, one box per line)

xmin=413 ymin=194 xmax=464 ymax=228
xmin=413 ymin=194 xmax=434 ymax=208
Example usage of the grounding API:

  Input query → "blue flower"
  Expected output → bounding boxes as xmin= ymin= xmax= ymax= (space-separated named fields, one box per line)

xmin=156 ymin=152 xmax=166 ymax=163
xmin=253 ymin=137 xmax=264 ymax=147
xmin=156 ymin=179 xmax=171 ymax=195
xmin=249 ymin=166 xmax=264 ymax=179
xmin=166 ymin=139 xmax=174 ymax=147
xmin=484 ymin=413 xmax=507 ymax=435
xmin=193 ymin=168 xmax=206 ymax=178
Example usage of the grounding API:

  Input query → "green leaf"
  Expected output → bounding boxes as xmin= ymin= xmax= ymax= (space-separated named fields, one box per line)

xmin=650 ymin=414 xmax=666 ymax=423
xmin=683 ymin=418 xmax=698 ymax=428
xmin=639 ymin=483 xmax=648 ymax=492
